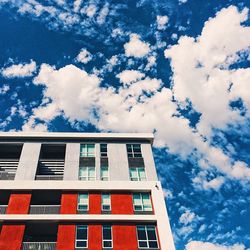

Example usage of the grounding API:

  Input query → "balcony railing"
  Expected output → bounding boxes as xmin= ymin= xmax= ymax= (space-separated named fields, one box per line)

xmin=35 ymin=175 xmax=63 ymax=180
xmin=22 ymin=242 xmax=56 ymax=250
xmin=0 ymin=172 xmax=15 ymax=180
xmin=29 ymin=205 xmax=60 ymax=214
xmin=0 ymin=205 xmax=7 ymax=214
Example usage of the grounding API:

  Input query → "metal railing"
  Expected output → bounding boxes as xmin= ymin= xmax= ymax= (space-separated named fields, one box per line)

xmin=0 ymin=205 xmax=7 ymax=214
xmin=29 ymin=205 xmax=60 ymax=214
xmin=22 ymin=242 xmax=56 ymax=250
xmin=35 ymin=175 xmax=63 ymax=180
xmin=0 ymin=172 xmax=15 ymax=180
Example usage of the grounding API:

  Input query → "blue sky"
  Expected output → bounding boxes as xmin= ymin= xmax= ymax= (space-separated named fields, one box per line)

xmin=0 ymin=0 xmax=250 ymax=249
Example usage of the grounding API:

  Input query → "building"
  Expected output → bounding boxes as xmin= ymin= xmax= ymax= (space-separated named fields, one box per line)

xmin=0 ymin=132 xmax=175 ymax=250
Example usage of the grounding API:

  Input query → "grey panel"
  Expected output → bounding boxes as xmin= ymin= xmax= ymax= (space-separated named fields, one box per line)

xmin=128 ymin=157 xmax=145 ymax=167
xmin=108 ymin=144 xmax=129 ymax=181
xmin=63 ymin=143 xmax=80 ymax=180
xmin=15 ymin=143 xmax=41 ymax=180
xmin=141 ymin=143 xmax=158 ymax=181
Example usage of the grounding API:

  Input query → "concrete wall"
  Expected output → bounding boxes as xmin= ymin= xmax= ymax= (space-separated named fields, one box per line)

xmin=64 ymin=143 xmax=80 ymax=180
xmin=15 ymin=143 xmax=41 ymax=180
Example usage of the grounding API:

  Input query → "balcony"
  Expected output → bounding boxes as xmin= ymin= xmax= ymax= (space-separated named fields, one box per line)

xmin=0 ymin=205 xmax=7 ymax=214
xmin=0 ymin=159 xmax=19 ymax=180
xmin=29 ymin=205 xmax=60 ymax=214
xmin=22 ymin=242 xmax=56 ymax=250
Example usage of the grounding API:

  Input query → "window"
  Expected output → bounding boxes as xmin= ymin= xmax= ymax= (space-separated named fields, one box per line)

xmin=75 ymin=225 xmax=88 ymax=248
xmin=133 ymin=193 xmax=152 ymax=212
xmin=78 ymin=194 xmax=89 ymax=212
xmin=80 ymin=144 xmax=95 ymax=157
xmin=101 ymin=166 xmax=109 ymax=181
xmin=79 ymin=166 xmax=95 ymax=181
xmin=127 ymin=144 xmax=142 ymax=158
xmin=100 ymin=144 xmax=108 ymax=157
xmin=102 ymin=193 xmax=111 ymax=211
xmin=137 ymin=225 xmax=159 ymax=249
xmin=129 ymin=167 xmax=146 ymax=181
xmin=102 ymin=225 xmax=113 ymax=248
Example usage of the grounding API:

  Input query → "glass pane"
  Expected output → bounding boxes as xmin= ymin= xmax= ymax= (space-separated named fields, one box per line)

xmin=76 ymin=240 xmax=87 ymax=248
xmin=102 ymin=194 xmax=110 ymax=204
xmin=137 ymin=227 xmax=147 ymax=240
xmin=130 ymin=168 xmax=137 ymax=178
xmin=78 ymin=204 xmax=88 ymax=210
xmin=77 ymin=226 xmax=87 ymax=239
xmin=103 ymin=226 xmax=112 ymax=239
xmin=149 ymin=241 xmax=159 ymax=248
xmin=138 ymin=168 xmax=146 ymax=180
xmin=79 ymin=167 xmax=87 ymax=177
xmin=126 ymin=144 xmax=132 ymax=152
xmin=104 ymin=241 xmax=112 ymax=247
xmin=80 ymin=145 xmax=87 ymax=156
xmin=87 ymin=144 xmax=95 ymax=156
xmin=79 ymin=194 xmax=88 ymax=203
xmin=133 ymin=144 xmax=141 ymax=152
xmin=138 ymin=241 xmax=148 ymax=247
xmin=134 ymin=205 xmax=143 ymax=211
xmin=89 ymin=167 xmax=95 ymax=177
xmin=147 ymin=227 xmax=157 ymax=241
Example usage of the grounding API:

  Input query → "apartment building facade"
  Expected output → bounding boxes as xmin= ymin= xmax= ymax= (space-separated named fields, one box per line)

xmin=0 ymin=132 xmax=175 ymax=250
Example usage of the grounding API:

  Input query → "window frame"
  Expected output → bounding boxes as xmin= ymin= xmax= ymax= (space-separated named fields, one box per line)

xmin=101 ymin=193 xmax=111 ymax=212
xmin=133 ymin=193 xmax=152 ymax=212
xmin=77 ymin=193 xmax=89 ymax=212
xmin=100 ymin=166 xmax=109 ymax=181
xmin=136 ymin=225 xmax=159 ymax=249
xmin=80 ymin=144 xmax=95 ymax=157
xmin=79 ymin=166 xmax=96 ymax=181
xmin=75 ymin=225 xmax=88 ymax=249
xmin=100 ymin=143 xmax=108 ymax=157
xmin=129 ymin=167 xmax=147 ymax=181
xmin=102 ymin=225 xmax=113 ymax=249
xmin=126 ymin=144 xmax=142 ymax=158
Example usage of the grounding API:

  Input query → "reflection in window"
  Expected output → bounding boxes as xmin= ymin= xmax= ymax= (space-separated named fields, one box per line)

xmin=129 ymin=167 xmax=146 ymax=181
xmin=75 ymin=225 xmax=88 ymax=249
xmin=79 ymin=166 xmax=95 ymax=181
xmin=80 ymin=144 xmax=95 ymax=157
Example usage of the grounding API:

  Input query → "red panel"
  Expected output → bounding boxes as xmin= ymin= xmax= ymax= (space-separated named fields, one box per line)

xmin=0 ymin=224 xmax=25 ymax=250
xmin=6 ymin=193 xmax=31 ymax=214
xmin=89 ymin=193 xmax=101 ymax=214
xmin=60 ymin=193 xmax=77 ymax=214
xmin=88 ymin=225 xmax=102 ymax=250
xmin=57 ymin=225 xmax=75 ymax=250
xmin=111 ymin=193 xmax=133 ymax=214
xmin=113 ymin=225 xmax=137 ymax=250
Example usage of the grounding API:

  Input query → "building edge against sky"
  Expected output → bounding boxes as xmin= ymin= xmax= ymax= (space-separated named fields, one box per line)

xmin=0 ymin=132 xmax=175 ymax=250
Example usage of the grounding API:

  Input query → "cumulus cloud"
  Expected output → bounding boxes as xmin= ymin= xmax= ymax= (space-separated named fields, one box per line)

xmin=117 ymin=70 xmax=145 ymax=85
xmin=76 ymin=49 xmax=92 ymax=64
xmin=124 ymin=34 xmax=151 ymax=58
xmin=1 ymin=60 xmax=36 ymax=78
xmin=157 ymin=15 xmax=169 ymax=30
xmin=0 ymin=85 xmax=10 ymax=94
xmin=185 ymin=241 xmax=245 ymax=250
xmin=26 ymin=6 xmax=250 ymax=186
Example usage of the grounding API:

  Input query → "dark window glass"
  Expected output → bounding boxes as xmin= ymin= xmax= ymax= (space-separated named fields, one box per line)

xmin=137 ymin=225 xmax=159 ymax=249
xmin=127 ymin=144 xmax=142 ymax=157
xmin=100 ymin=144 xmax=108 ymax=157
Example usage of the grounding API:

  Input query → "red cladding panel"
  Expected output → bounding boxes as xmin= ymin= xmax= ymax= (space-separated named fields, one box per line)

xmin=113 ymin=225 xmax=137 ymax=250
xmin=57 ymin=225 xmax=76 ymax=250
xmin=111 ymin=193 xmax=134 ymax=214
xmin=89 ymin=193 xmax=101 ymax=214
xmin=6 ymin=193 xmax=31 ymax=214
xmin=0 ymin=224 xmax=25 ymax=250
xmin=88 ymin=225 xmax=102 ymax=250
xmin=60 ymin=193 xmax=77 ymax=214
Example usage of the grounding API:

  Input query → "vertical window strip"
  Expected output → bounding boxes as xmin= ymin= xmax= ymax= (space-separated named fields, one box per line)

xmin=101 ymin=166 xmax=109 ymax=181
xmin=100 ymin=144 xmax=108 ymax=157
xmin=102 ymin=225 xmax=113 ymax=248
xmin=75 ymin=225 xmax=88 ymax=249
xmin=102 ymin=193 xmax=111 ymax=211
xmin=77 ymin=194 xmax=89 ymax=211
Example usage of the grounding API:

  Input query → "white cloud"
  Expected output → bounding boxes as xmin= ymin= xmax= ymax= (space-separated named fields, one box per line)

xmin=117 ymin=70 xmax=145 ymax=85
xmin=73 ymin=0 xmax=82 ymax=13
xmin=124 ymin=34 xmax=151 ymax=58
xmin=185 ymin=241 xmax=245 ymax=250
xmin=82 ymin=4 xmax=97 ymax=17
xmin=179 ymin=209 xmax=196 ymax=225
xmin=179 ymin=0 xmax=188 ymax=4
xmin=157 ymin=15 xmax=169 ymax=30
xmin=1 ymin=60 xmax=36 ymax=78
xmin=97 ymin=3 xmax=109 ymax=25
xmin=76 ymin=49 xmax=92 ymax=64
xmin=0 ymin=85 xmax=10 ymax=94
xmin=25 ymin=6 xmax=250 ymax=186
xmin=145 ymin=55 xmax=156 ymax=71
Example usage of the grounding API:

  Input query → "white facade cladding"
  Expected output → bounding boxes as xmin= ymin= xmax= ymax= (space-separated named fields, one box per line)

xmin=0 ymin=132 xmax=175 ymax=250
